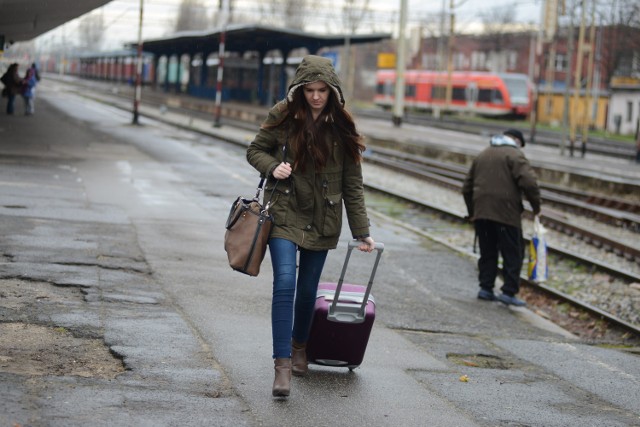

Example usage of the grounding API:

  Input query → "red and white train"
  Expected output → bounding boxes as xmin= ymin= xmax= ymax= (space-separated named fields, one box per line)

xmin=374 ymin=70 xmax=533 ymax=117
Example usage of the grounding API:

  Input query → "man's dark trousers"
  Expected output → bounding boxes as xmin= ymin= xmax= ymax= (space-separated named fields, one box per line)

xmin=475 ymin=219 xmax=524 ymax=296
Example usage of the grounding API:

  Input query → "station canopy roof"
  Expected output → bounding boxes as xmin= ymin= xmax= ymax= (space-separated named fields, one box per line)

xmin=137 ymin=24 xmax=391 ymax=57
xmin=75 ymin=48 xmax=154 ymax=60
xmin=0 ymin=0 xmax=112 ymax=43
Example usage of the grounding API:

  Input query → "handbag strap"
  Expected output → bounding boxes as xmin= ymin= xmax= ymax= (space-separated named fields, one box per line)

xmin=254 ymin=177 xmax=266 ymax=200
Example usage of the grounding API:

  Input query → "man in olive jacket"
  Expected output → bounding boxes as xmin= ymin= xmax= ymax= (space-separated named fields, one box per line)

xmin=462 ymin=129 xmax=541 ymax=306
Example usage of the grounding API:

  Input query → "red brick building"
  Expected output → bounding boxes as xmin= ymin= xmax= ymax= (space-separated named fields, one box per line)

xmin=411 ymin=25 xmax=640 ymax=91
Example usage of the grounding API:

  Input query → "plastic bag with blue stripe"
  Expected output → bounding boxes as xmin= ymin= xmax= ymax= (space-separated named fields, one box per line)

xmin=528 ymin=215 xmax=548 ymax=283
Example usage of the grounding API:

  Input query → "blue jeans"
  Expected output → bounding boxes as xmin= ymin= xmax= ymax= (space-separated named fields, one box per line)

xmin=268 ymin=238 xmax=328 ymax=359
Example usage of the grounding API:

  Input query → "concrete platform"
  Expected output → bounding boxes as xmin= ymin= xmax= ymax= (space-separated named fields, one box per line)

xmin=0 ymin=80 xmax=638 ymax=426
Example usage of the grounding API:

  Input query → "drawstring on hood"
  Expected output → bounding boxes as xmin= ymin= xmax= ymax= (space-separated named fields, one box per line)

xmin=286 ymin=55 xmax=345 ymax=106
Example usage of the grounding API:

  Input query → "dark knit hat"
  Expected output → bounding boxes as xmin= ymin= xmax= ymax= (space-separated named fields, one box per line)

xmin=504 ymin=129 xmax=525 ymax=147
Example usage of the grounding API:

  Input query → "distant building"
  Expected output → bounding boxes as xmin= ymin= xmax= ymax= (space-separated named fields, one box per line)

xmin=608 ymin=77 xmax=640 ymax=136
xmin=407 ymin=24 xmax=640 ymax=133
xmin=413 ymin=25 xmax=640 ymax=90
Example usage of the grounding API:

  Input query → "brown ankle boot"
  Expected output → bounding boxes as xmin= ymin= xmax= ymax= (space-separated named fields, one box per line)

xmin=291 ymin=340 xmax=308 ymax=377
xmin=272 ymin=358 xmax=291 ymax=397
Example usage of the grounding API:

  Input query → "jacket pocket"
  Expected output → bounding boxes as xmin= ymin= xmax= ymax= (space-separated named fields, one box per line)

xmin=321 ymin=170 xmax=343 ymax=194
xmin=321 ymin=192 xmax=343 ymax=236
xmin=264 ymin=180 xmax=291 ymax=225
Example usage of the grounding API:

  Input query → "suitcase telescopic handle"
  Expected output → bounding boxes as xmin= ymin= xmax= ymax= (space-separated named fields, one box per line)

xmin=329 ymin=240 xmax=384 ymax=321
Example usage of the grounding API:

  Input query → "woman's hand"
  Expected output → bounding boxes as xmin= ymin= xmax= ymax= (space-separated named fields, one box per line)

xmin=272 ymin=162 xmax=292 ymax=180
xmin=357 ymin=236 xmax=375 ymax=253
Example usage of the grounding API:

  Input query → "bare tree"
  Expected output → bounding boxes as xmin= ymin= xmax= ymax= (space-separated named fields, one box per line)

xmin=78 ymin=11 xmax=105 ymax=52
xmin=257 ymin=0 xmax=309 ymax=30
xmin=285 ymin=0 xmax=310 ymax=30
xmin=478 ymin=7 xmax=521 ymax=71
xmin=256 ymin=0 xmax=279 ymax=27
xmin=412 ymin=12 xmax=443 ymax=69
xmin=175 ymin=0 xmax=211 ymax=32
xmin=342 ymin=0 xmax=370 ymax=34
xmin=480 ymin=7 xmax=518 ymax=50
xmin=599 ymin=0 xmax=640 ymax=78
xmin=211 ymin=0 xmax=237 ymax=26
xmin=340 ymin=0 xmax=371 ymax=101
xmin=555 ymin=0 xmax=639 ymax=84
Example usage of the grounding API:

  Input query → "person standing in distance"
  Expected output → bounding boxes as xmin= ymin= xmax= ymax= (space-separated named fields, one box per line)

xmin=1 ymin=63 xmax=23 ymax=115
xmin=246 ymin=55 xmax=375 ymax=398
xmin=21 ymin=64 xmax=38 ymax=115
xmin=462 ymin=129 xmax=541 ymax=306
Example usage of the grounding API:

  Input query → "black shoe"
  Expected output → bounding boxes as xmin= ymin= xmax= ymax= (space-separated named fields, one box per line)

xmin=477 ymin=289 xmax=497 ymax=301
xmin=497 ymin=294 xmax=527 ymax=307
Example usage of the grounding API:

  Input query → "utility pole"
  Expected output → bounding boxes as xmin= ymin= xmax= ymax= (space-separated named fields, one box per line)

xmin=544 ymin=0 xmax=559 ymax=138
xmin=543 ymin=42 xmax=557 ymax=123
xmin=343 ymin=34 xmax=352 ymax=103
xmin=445 ymin=0 xmax=455 ymax=112
xmin=561 ymin=0 xmax=574 ymax=156
xmin=132 ymin=0 xmax=144 ymax=125
xmin=528 ymin=33 xmax=536 ymax=84
xmin=570 ymin=0 xmax=587 ymax=157
xmin=437 ymin=0 xmax=446 ymax=72
xmin=580 ymin=0 xmax=596 ymax=157
xmin=591 ymin=15 xmax=602 ymax=129
xmin=342 ymin=0 xmax=370 ymax=105
xmin=434 ymin=0 xmax=446 ymax=119
xmin=392 ymin=0 xmax=408 ymax=127
xmin=213 ymin=0 xmax=230 ymax=128
xmin=530 ymin=0 xmax=555 ymax=145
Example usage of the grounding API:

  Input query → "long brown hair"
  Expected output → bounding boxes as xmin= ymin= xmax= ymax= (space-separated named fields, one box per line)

xmin=267 ymin=85 xmax=365 ymax=172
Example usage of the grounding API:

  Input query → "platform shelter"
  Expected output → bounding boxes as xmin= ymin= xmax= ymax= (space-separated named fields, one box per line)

xmin=133 ymin=24 xmax=390 ymax=105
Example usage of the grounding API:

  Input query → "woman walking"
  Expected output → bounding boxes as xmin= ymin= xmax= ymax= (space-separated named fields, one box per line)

xmin=1 ymin=63 xmax=23 ymax=115
xmin=246 ymin=55 xmax=375 ymax=397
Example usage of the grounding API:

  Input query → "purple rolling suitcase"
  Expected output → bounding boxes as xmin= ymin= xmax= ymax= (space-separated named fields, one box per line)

xmin=306 ymin=240 xmax=384 ymax=370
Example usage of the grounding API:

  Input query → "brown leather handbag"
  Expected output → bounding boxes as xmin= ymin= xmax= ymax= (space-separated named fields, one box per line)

xmin=224 ymin=177 xmax=276 ymax=277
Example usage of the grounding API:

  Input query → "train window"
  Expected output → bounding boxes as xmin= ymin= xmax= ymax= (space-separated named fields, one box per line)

xmin=503 ymin=76 xmax=529 ymax=104
xmin=377 ymin=82 xmax=394 ymax=96
xmin=493 ymin=89 xmax=504 ymax=103
xmin=431 ymin=86 xmax=465 ymax=101
xmin=452 ymin=87 xmax=466 ymax=101
xmin=405 ymin=84 xmax=416 ymax=97
xmin=478 ymin=89 xmax=504 ymax=104
xmin=432 ymin=86 xmax=446 ymax=100
xmin=478 ymin=89 xmax=492 ymax=103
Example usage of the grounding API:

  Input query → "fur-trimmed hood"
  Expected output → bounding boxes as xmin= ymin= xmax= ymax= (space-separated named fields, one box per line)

xmin=286 ymin=55 xmax=345 ymax=106
xmin=490 ymin=134 xmax=519 ymax=148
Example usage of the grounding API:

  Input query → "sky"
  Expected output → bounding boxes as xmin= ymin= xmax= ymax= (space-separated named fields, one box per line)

xmin=33 ymin=0 xmax=544 ymax=52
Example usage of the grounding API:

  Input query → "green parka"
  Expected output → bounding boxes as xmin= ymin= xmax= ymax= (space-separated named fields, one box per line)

xmin=246 ymin=56 xmax=370 ymax=250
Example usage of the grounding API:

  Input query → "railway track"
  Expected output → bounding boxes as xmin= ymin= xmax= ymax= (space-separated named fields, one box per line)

xmin=356 ymin=109 xmax=638 ymax=160
xmin=365 ymin=146 xmax=640 ymax=264
xmin=363 ymin=181 xmax=640 ymax=339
